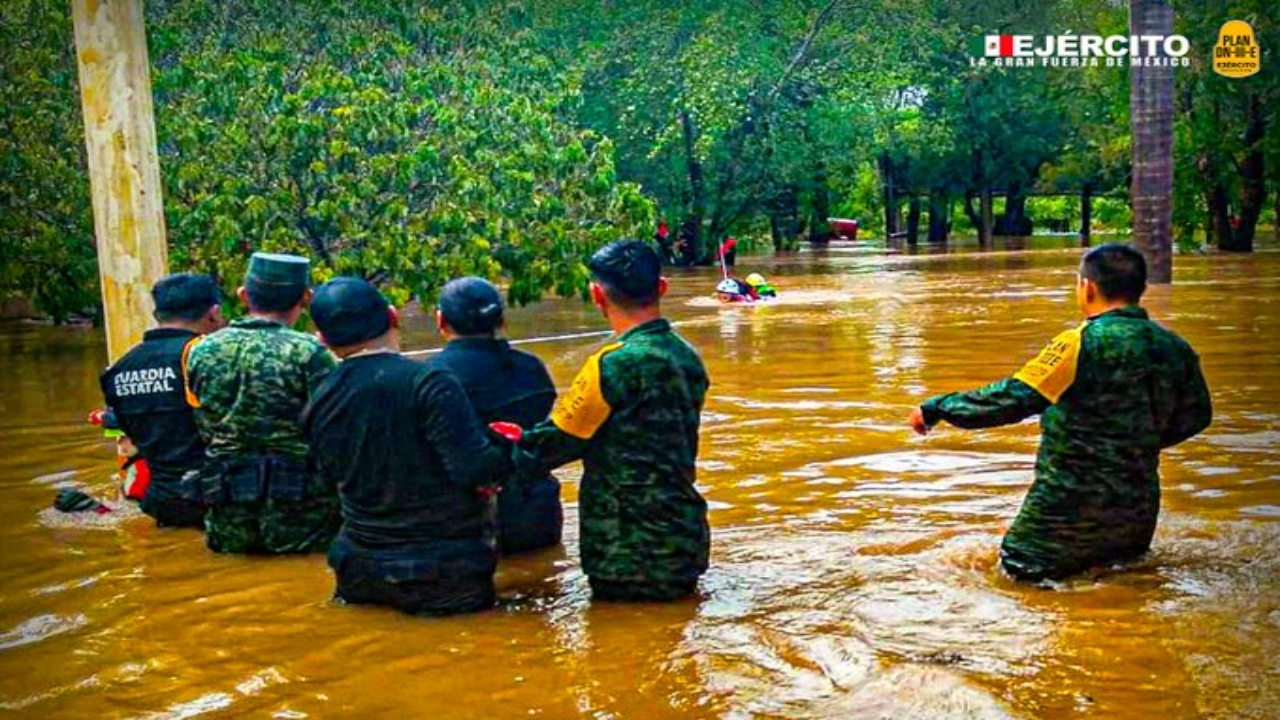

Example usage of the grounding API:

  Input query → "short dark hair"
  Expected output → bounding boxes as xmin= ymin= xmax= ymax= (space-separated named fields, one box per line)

xmin=588 ymin=239 xmax=662 ymax=308
xmin=439 ymin=277 xmax=504 ymax=336
xmin=310 ymin=277 xmax=391 ymax=347
xmin=1080 ymin=243 xmax=1147 ymax=303
xmin=245 ymin=278 xmax=306 ymax=313
xmin=152 ymin=273 xmax=221 ymax=322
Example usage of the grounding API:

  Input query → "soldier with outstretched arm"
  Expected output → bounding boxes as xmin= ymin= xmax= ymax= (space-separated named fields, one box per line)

xmin=518 ymin=240 xmax=711 ymax=601
xmin=909 ymin=244 xmax=1212 ymax=582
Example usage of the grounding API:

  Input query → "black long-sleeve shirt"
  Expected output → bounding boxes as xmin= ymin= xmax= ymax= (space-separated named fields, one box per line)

xmin=100 ymin=328 xmax=206 ymax=482
xmin=301 ymin=353 xmax=510 ymax=547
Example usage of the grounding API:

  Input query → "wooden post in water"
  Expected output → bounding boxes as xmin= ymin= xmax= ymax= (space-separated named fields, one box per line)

xmin=72 ymin=0 xmax=168 ymax=362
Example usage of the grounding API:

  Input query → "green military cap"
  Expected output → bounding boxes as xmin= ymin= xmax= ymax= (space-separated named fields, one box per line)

xmin=246 ymin=252 xmax=311 ymax=288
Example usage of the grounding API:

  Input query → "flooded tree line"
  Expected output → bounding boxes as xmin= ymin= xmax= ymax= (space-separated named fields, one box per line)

xmin=2 ymin=0 xmax=1276 ymax=322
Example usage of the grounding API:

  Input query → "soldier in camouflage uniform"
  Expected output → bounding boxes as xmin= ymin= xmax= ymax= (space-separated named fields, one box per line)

xmin=909 ymin=244 xmax=1213 ymax=582
xmin=519 ymin=240 xmax=711 ymax=601
xmin=184 ymin=253 xmax=340 ymax=554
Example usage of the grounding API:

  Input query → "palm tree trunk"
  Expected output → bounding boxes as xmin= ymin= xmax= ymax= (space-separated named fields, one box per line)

xmin=1129 ymin=0 xmax=1175 ymax=283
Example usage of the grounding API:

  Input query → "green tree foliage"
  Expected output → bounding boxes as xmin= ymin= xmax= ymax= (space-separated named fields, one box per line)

xmin=1173 ymin=0 xmax=1277 ymax=252
xmin=3 ymin=0 xmax=652 ymax=320
xmin=4 ymin=0 xmax=1277 ymax=322
xmin=0 ymin=1 xmax=99 ymax=323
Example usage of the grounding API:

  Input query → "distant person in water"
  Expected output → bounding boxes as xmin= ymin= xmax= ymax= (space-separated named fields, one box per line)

xmin=718 ymin=237 xmax=738 ymax=268
xmin=744 ymin=273 xmax=777 ymax=298
xmin=715 ymin=277 xmax=756 ymax=303
xmin=303 ymin=278 xmax=516 ymax=615
xmin=654 ymin=219 xmax=676 ymax=265
xmin=909 ymin=244 xmax=1212 ymax=582
xmin=429 ymin=277 xmax=563 ymax=554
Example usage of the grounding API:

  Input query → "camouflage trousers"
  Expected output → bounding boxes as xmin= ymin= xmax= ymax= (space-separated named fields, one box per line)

xmin=999 ymin=489 xmax=1159 ymax=582
xmin=589 ymin=577 xmax=698 ymax=602
xmin=205 ymin=496 xmax=341 ymax=555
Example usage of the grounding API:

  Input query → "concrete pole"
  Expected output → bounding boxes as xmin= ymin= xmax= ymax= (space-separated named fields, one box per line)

xmin=72 ymin=0 xmax=168 ymax=362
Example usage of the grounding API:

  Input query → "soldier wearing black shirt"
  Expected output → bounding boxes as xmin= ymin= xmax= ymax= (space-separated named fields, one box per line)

xmin=429 ymin=277 xmax=562 ymax=554
xmin=100 ymin=273 xmax=224 ymax=527
xmin=302 ymin=278 xmax=515 ymax=616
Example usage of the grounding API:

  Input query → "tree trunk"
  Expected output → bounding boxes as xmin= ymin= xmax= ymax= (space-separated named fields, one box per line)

xmin=927 ymin=194 xmax=950 ymax=243
xmin=879 ymin=152 xmax=899 ymax=237
xmin=1224 ymin=92 xmax=1265 ymax=252
xmin=979 ymin=187 xmax=993 ymax=247
xmin=679 ymin=110 xmax=706 ymax=263
xmin=906 ymin=196 xmax=921 ymax=246
xmin=770 ymin=185 xmax=801 ymax=251
xmin=1129 ymin=0 xmax=1175 ymax=282
xmin=995 ymin=185 xmax=1031 ymax=235
xmin=809 ymin=160 xmax=831 ymax=243
xmin=1206 ymin=183 xmax=1233 ymax=248
xmin=1080 ymin=182 xmax=1093 ymax=247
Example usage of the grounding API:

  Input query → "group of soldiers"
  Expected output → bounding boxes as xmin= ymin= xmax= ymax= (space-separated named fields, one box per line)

xmin=98 ymin=240 xmax=709 ymax=614
xmin=92 ymin=238 xmax=1213 ymax=616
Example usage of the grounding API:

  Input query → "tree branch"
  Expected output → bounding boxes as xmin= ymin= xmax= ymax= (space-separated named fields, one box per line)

xmin=767 ymin=0 xmax=844 ymax=105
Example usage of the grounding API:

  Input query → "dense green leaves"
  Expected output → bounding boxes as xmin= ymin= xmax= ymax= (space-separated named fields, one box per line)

xmin=3 ymin=0 xmax=1276 ymax=321
xmin=3 ymin=0 xmax=652 ymax=319
xmin=0 ymin=1 xmax=98 ymax=323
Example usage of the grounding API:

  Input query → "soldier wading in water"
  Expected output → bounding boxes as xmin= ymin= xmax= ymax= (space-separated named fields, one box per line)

xmin=517 ymin=240 xmax=712 ymax=601
xmin=184 ymin=253 xmax=341 ymax=554
xmin=303 ymin=278 xmax=518 ymax=616
xmin=910 ymin=244 xmax=1213 ymax=582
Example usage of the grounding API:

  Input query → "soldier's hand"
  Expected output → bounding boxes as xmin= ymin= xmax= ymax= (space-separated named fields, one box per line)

xmin=908 ymin=407 xmax=930 ymax=436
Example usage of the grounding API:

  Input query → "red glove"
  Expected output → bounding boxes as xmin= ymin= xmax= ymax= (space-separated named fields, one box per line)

xmin=87 ymin=408 xmax=108 ymax=426
xmin=488 ymin=421 xmax=523 ymax=443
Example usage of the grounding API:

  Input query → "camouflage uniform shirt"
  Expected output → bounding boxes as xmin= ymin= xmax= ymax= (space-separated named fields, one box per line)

xmin=184 ymin=317 xmax=340 ymax=553
xmin=186 ymin=317 xmax=335 ymax=458
xmin=521 ymin=318 xmax=711 ymax=591
xmin=921 ymin=305 xmax=1212 ymax=581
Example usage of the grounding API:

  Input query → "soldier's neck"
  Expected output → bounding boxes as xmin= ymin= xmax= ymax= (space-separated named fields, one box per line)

xmin=248 ymin=309 xmax=301 ymax=326
xmin=1084 ymin=299 xmax=1136 ymax=318
xmin=607 ymin=307 xmax=661 ymax=336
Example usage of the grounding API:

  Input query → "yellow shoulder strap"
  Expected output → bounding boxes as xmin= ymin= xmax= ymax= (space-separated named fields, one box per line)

xmin=1012 ymin=323 xmax=1085 ymax=404
xmin=550 ymin=341 xmax=623 ymax=440
xmin=180 ymin=336 xmax=203 ymax=408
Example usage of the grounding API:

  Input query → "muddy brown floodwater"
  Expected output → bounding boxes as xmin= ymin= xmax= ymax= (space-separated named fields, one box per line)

xmin=1 ymin=241 xmax=1278 ymax=719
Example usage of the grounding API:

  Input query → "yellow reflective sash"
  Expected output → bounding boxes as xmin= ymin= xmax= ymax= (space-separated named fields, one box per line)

xmin=550 ymin=342 xmax=623 ymax=440
xmin=1012 ymin=324 xmax=1084 ymax=404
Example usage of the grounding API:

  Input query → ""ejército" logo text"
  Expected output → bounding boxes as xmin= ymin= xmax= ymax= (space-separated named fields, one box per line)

xmin=970 ymin=34 xmax=1191 ymax=68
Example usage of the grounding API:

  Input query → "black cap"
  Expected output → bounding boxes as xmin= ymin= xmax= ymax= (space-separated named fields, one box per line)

xmin=152 ymin=273 xmax=221 ymax=321
xmin=439 ymin=277 xmax=505 ymax=336
xmin=310 ymin=277 xmax=392 ymax=347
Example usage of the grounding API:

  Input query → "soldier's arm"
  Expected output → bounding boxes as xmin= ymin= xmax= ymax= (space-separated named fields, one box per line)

xmin=919 ymin=325 xmax=1081 ymax=431
xmin=921 ymin=377 xmax=1050 ymax=429
xmin=1160 ymin=350 xmax=1213 ymax=448
xmin=519 ymin=344 xmax=620 ymax=471
xmin=417 ymin=368 xmax=512 ymax=488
